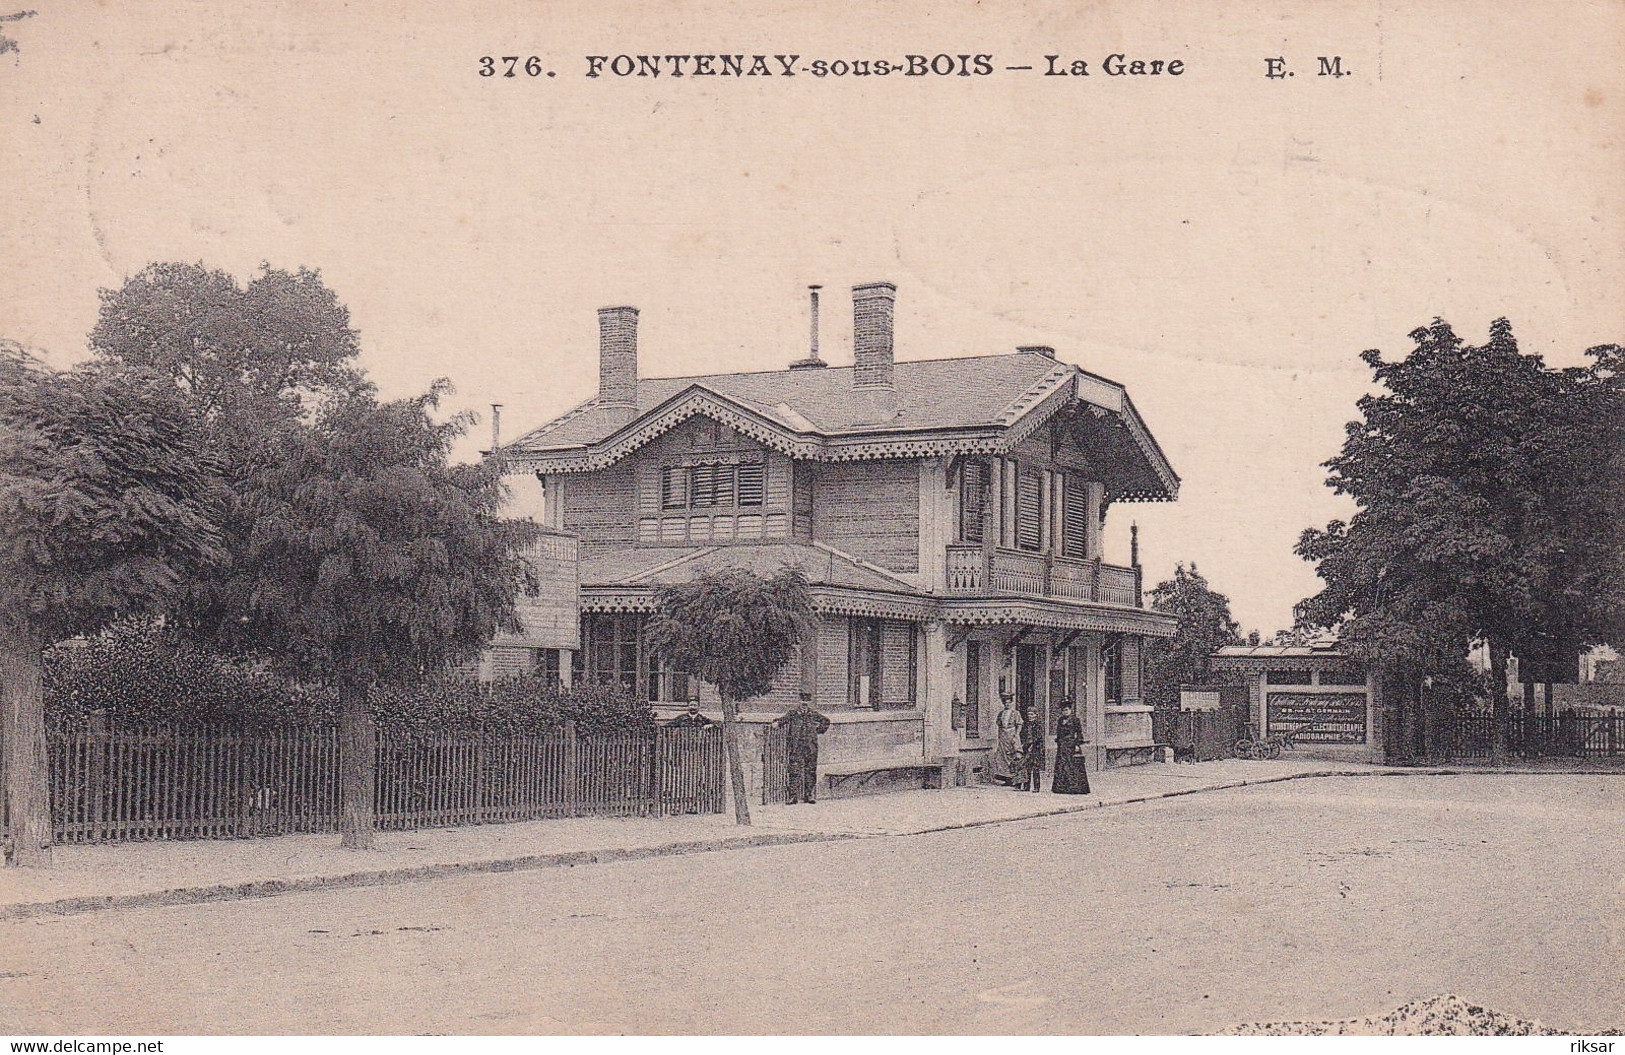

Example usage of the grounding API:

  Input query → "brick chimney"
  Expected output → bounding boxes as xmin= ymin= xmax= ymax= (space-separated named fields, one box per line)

xmin=597 ymin=306 xmax=639 ymax=411
xmin=852 ymin=282 xmax=896 ymax=390
xmin=1018 ymin=345 xmax=1056 ymax=358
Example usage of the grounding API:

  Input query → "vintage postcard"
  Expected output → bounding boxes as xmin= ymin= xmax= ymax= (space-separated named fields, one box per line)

xmin=1 ymin=0 xmax=1622 ymax=1042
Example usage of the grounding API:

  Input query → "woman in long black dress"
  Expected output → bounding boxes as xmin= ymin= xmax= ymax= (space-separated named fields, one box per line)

xmin=1052 ymin=704 xmax=1091 ymax=795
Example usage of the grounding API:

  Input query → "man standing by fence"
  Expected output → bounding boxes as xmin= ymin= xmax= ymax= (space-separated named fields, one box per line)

xmin=665 ymin=704 xmax=717 ymax=729
xmin=773 ymin=693 xmax=830 ymax=805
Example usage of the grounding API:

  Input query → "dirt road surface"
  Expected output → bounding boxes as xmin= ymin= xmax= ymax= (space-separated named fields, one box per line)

xmin=2 ymin=775 xmax=1621 ymax=1034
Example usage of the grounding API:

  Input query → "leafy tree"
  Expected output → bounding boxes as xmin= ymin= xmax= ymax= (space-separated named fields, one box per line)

xmin=1142 ymin=562 xmax=1241 ymax=711
xmin=1296 ymin=319 xmax=1625 ymax=760
xmin=186 ymin=385 xmax=541 ymax=848
xmin=89 ymin=262 xmax=368 ymax=445
xmin=92 ymin=263 xmax=372 ymax=627
xmin=645 ymin=566 xmax=814 ymax=826
xmin=0 ymin=345 xmax=224 ymax=866
xmin=91 ymin=263 xmax=543 ymax=848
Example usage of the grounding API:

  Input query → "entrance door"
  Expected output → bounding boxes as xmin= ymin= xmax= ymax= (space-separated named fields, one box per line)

xmin=1016 ymin=645 xmax=1045 ymax=732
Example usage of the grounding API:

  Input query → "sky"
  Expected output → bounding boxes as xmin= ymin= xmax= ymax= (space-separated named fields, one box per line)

xmin=3 ymin=0 xmax=1622 ymax=635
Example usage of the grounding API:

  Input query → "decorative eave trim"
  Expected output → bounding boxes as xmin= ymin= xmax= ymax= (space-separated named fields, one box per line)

xmin=818 ymin=430 xmax=1011 ymax=462
xmin=506 ymin=386 xmax=823 ymax=474
xmin=807 ymin=586 xmax=936 ymax=622
xmin=579 ymin=582 xmax=1170 ymax=633
xmin=999 ymin=372 xmax=1078 ymax=451
xmin=580 ymin=587 xmax=658 ymax=613
xmin=1115 ymin=389 xmax=1180 ymax=502
xmin=580 ymin=583 xmax=937 ymax=622
xmin=938 ymin=598 xmax=1178 ymax=637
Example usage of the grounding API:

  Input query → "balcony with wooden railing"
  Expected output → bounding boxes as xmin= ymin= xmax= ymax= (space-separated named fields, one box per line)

xmin=943 ymin=544 xmax=1143 ymax=606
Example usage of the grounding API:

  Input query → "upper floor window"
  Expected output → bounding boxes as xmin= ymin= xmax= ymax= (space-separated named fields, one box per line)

xmin=661 ymin=461 xmax=765 ymax=511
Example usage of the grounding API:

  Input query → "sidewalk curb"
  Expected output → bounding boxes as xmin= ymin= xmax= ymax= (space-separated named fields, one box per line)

xmin=4 ymin=766 xmax=1617 ymax=921
xmin=0 ymin=830 xmax=861 ymax=922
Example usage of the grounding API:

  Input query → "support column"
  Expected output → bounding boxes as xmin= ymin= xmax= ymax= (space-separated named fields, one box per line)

xmin=921 ymin=621 xmax=958 ymax=781
xmin=800 ymin=616 xmax=821 ymax=700
xmin=1086 ymin=482 xmax=1105 ymax=559
xmin=1085 ymin=633 xmax=1106 ymax=773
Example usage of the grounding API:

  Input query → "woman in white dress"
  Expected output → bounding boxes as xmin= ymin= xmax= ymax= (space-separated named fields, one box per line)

xmin=990 ymin=695 xmax=1023 ymax=786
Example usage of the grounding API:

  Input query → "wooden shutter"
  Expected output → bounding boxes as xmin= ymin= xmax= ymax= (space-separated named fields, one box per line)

xmin=690 ymin=464 xmax=717 ymax=507
xmin=661 ymin=467 xmax=688 ymax=510
xmin=1016 ymin=468 xmax=1042 ymax=552
xmin=736 ymin=462 xmax=764 ymax=507
xmin=713 ymin=463 xmax=735 ymax=507
xmin=1062 ymin=472 xmax=1089 ymax=557
xmin=959 ymin=461 xmax=985 ymax=543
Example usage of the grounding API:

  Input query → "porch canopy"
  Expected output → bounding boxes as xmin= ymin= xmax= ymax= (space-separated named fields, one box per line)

xmin=579 ymin=540 xmax=935 ymax=621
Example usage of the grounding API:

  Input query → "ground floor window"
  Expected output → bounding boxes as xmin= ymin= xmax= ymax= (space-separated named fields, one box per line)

xmin=646 ymin=652 xmax=694 ymax=704
xmin=964 ymin=640 xmax=983 ymax=738
xmin=848 ymin=617 xmax=918 ymax=709
xmin=1067 ymin=645 xmax=1088 ymax=709
xmin=850 ymin=617 xmax=882 ymax=707
xmin=1103 ymin=636 xmax=1123 ymax=705
xmin=535 ymin=647 xmax=562 ymax=686
xmin=584 ymin=612 xmax=640 ymax=693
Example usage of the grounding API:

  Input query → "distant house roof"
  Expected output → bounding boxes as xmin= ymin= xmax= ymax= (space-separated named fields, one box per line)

xmin=502 ymin=350 xmax=1178 ymax=502
xmin=1211 ymin=641 xmax=1360 ymax=671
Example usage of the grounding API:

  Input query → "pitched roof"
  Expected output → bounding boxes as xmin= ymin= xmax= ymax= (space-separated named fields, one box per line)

xmin=503 ymin=350 xmax=1178 ymax=501
xmin=1215 ymin=641 xmax=1344 ymax=657
xmin=511 ymin=352 xmax=1075 ymax=451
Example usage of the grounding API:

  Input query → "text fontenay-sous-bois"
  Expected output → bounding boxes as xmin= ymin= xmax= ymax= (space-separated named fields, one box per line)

xmin=474 ymin=53 xmax=1356 ymax=80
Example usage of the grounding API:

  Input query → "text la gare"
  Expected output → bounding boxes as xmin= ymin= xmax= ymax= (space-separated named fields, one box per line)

xmin=1045 ymin=54 xmax=1185 ymax=76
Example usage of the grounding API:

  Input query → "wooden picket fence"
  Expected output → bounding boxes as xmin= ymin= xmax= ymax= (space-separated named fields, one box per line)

xmin=760 ymin=724 xmax=791 ymax=805
xmin=46 ymin=722 xmax=724 ymax=845
xmin=1444 ymin=710 xmax=1625 ymax=761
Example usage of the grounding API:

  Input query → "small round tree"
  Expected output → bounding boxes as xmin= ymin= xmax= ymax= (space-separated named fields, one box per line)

xmin=189 ymin=384 xmax=541 ymax=849
xmin=645 ymin=566 xmax=813 ymax=826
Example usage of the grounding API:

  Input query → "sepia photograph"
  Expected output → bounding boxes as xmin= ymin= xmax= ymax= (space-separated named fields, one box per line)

xmin=1 ymin=0 xmax=1623 ymax=1042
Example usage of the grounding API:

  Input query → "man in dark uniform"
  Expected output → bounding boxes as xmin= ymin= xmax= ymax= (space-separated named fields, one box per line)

xmin=772 ymin=693 xmax=831 ymax=804
xmin=664 ymin=704 xmax=716 ymax=729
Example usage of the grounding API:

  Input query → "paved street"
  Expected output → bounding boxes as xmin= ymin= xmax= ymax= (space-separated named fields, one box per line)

xmin=2 ymin=775 xmax=1622 ymax=1035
